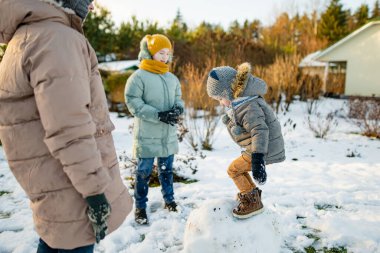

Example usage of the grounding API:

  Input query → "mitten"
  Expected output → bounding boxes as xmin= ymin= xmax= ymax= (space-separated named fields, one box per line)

xmin=172 ymin=105 xmax=184 ymax=115
xmin=86 ymin=193 xmax=111 ymax=243
xmin=158 ymin=109 xmax=179 ymax=126
xmin=221 ymin=114 xmax=230 ymax=124
xmin=251 ymin=153 xmax=267 ymax=185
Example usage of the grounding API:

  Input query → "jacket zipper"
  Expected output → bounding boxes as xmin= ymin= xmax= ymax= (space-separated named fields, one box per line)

xmin=160 ymin=74 xmax=170 ymax=156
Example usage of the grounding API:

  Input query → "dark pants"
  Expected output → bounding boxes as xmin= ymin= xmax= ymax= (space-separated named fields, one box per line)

xmin=37 ymin=239 xmax=94 ymax=253
xmin=134 ymin=155 xmax=175 ymax=209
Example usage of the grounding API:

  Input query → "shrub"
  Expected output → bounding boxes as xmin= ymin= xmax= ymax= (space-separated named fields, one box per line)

xmin=103 ymin=70 xmax=134 ymax=115
xmin=180 ymin=60 xmax=219 ymax=114
xmin=180 ymin=109 xmax=221 ymax=151
xmin=307 ymin=111 xmax=339 ymax=139
xmin=119 ymin=152 xmax=198 ymax=188
xmin=348 ymin=98 xmax=380 ymax=138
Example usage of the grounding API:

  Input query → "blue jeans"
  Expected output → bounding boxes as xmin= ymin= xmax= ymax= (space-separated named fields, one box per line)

xmin=134 ymin=155 xmax=175 ymax=209
xmin=37 ymin=239 xmax=94 ymax=253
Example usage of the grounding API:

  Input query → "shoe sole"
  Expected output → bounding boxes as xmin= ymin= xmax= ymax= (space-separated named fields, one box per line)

xmin=232 ymin=206 xmax=265 ymax=219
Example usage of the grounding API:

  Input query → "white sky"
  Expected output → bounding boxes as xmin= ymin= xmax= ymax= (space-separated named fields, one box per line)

xmin=95 ymin=0 xmax=378 ymax=28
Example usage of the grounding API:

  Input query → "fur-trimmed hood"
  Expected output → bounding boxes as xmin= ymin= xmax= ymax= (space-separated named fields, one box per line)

xmin=207 ymin=62 xmax=267 ymax=101
xmin=0 ymin=0 xmax=80 ymax=44
xmin=231 ymin=62 xmax=267 ymax=98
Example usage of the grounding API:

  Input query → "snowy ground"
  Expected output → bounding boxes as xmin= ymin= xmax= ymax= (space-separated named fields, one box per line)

xmin=0 ymin=98 xmax=379 ymax=253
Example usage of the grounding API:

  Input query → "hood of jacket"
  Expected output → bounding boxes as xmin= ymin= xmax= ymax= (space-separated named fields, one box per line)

xmin=0 ymin=0 xmax=81 ymax=44
xmin=231 ymin=62 xmax=268 ymax=98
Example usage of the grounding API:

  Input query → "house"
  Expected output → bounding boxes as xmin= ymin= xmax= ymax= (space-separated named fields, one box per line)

xmin=314 ymin=21 xmax=380 ymax=97
xmin=98 ymin=59 xmax=139 ymax=73
xmin=299 ymin=51 xmax=340 ymax=95
xmin=299 ymin=50 xmax=328 ymax=77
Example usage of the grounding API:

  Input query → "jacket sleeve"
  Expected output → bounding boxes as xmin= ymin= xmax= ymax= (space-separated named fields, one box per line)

xmin=241 ymin=102 xmax=269 ymax=154
xmin=28 ymin=34 xmax=111 ymax=198
xmin=124 ymin=74 xmax=160 ymax=123
xmin=174 ymin=76 xmax=184 ymax=110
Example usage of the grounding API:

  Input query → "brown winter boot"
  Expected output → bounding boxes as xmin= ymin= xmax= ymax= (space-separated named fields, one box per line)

xmin=233 ymin=188 xmax=264 ymax=219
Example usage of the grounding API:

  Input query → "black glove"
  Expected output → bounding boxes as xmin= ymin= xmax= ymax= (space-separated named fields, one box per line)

xmin=86 ymin=193 xmax=111 ymax=243
xmin=172 ymin=105 xmax=184 ymax=115
xmin=158 ymin=109 xmax=179 ymax=126
xmin=251 ymin=153 xmax=267 ymax=185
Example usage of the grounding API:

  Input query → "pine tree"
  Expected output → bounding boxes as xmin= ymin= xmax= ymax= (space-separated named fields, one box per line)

xmin=83 ymin=3 xmax=116 ymax=58
xmin=116 ymin=16 xmax=163 ymax=59
xmin=318 ymin=0 xmax=348 ymax=44
xmin=354 ymin=4 xmax=369 ymax=29
xmin=372 ymin=0 xmax=380 ymax=20
xmin=166 ymin=9 xmax=188 ymax=41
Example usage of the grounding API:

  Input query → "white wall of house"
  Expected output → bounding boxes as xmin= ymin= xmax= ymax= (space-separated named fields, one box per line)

xmin=317 ymin=23 xmax=380 ymax=97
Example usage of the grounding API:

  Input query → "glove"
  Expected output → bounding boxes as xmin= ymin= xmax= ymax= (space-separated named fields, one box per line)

xmin=172 ymin=105 xmax=184 ymax=115
xmin=158 ymin=109 xmax=179 ymax=126
xmin=251 ymin=153 xmax=267 ymax=185
xmin=86 ymin=193 xmax=111 ymax=243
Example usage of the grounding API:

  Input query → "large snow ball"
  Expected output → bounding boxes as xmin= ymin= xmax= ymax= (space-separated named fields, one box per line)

xmin=182 ymin=198 xmax=282 ymax=253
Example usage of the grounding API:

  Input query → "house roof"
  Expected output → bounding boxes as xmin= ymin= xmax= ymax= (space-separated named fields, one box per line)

xmin=299 ymin=51 xmax=328 ymax=67
xmin=98 ymin=60 xmax=139 ymax=72
xmin=316 ymin=21 xmax=380 ymax=61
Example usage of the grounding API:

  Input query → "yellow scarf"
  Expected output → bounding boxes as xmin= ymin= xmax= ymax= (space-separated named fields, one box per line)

xmin=139 ymin=59 xmax=169 ymax=74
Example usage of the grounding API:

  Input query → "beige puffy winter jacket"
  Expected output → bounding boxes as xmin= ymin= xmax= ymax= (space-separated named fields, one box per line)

xmin=0 ymin=0 xmax=132 ymax=249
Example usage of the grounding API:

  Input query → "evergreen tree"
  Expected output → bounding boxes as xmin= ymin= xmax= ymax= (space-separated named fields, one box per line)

xmin=83 ymin=3 xmax=116 ymax=58
xmin=116 ymin=16 xmax=163 ymax=59
xmin=354 ymin=4 xmax=369 ymax=29
xmin=318 ymin=0 xmax=348 ymax=44
xmin=372 ymin=0 xmax=380 ymax=20
xmin=166 ymin=9 xmax=188 ymax=41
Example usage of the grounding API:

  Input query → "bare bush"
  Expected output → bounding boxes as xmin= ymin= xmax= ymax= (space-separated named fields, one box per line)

xmin=179 ymin=59 xmax=222 ymax=151
xmin=118 ymin=151 xmax=198 ymax=189
xmin=348 ymin=98 xmax=380 ymax=139
xmin=306 ymin=98 xmax=320 ymax=115
xmin=307 ymin=111 xmax=339 ymax=139
xmin=181 ymin=108 xmax=221 ymax=151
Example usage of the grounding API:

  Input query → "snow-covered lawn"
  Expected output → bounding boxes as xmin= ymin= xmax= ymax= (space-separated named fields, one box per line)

xmin=0 ymin=98 xmax=379 ymax=253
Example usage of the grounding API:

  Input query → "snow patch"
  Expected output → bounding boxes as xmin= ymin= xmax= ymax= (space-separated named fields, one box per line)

xmin=182 ymin=198 xmax=282 ymax=253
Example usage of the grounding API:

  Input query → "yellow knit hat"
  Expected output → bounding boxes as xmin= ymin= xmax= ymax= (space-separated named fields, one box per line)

xmin=145 ymin=34 xmax=172 ymax=56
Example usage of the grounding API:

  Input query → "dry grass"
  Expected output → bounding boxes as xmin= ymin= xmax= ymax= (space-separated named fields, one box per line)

xmin=326 ymin=73 xmax=345 ymax=96
xmin=255 ymin=54 xmax=305 ymax=112
xmin=299 ymin=74 xmax=323 ymax=114
xmin=179 ymin=55 xmax=225 ymax=151
xmin=180 ymin=57 xmax=222 ymax=114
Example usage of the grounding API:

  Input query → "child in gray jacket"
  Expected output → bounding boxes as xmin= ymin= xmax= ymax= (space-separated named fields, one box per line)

xmin=206 ymin=62 xmax=285 ymax=219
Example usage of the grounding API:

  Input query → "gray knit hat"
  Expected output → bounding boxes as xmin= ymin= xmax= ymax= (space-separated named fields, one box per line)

xmin=59 ymin=0 xmax=93 ymax=20
xmin=206 ymin=66 xmax=237 ymax=100
xmin=207 ymin=63 xmax=267 ymax=101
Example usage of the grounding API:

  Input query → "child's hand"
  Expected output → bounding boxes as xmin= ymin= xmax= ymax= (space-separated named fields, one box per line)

xmin=158 ymin=109 xmax=179 ymax=126
xmin=251 ymin=153 xmax=267 ymax=185
xmin=172 ymin=105 xmax=184 ymax=115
